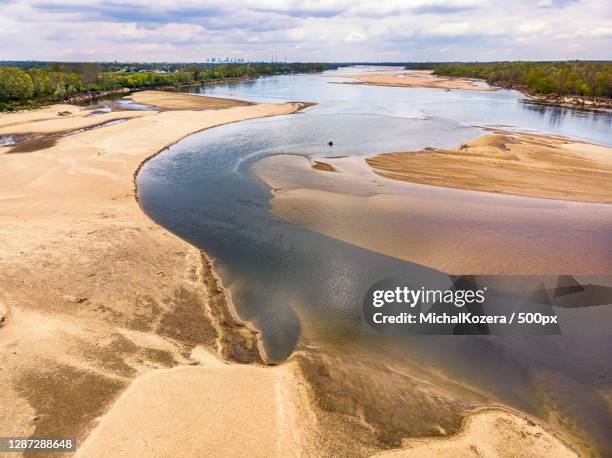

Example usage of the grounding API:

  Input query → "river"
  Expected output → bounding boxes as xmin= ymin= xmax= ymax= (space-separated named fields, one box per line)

xmin=137 ymin=67 xmax=612 ymax=454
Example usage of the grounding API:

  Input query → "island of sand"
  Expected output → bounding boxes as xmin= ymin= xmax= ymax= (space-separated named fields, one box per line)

xmin=344 ymin=69 xmax=496 ymax=91
xmin=0 ymin=91 xmax=581 ymax=456
xmin=366 ymin=131 xmax=612 ymax=204
xmin=255 ymin=132 xmax=612 ymax=276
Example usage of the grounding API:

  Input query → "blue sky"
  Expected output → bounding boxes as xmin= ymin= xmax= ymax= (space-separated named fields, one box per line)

xmin=0 ymin=0 xmax=610 ymax=62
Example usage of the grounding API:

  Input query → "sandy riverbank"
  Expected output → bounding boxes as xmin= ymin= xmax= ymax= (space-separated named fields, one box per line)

xmin=0 ymin=92 xmax=304 ymax=452
xmin=346 ymin=70 xmax=496 ymax=91
xmin=0 ymin=93 xmax=582 ymax=456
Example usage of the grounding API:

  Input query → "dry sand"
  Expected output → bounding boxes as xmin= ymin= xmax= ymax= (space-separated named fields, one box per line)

xmin=348 ymin=70 xmax=496 ymax=91
xmin=0 ymin=93 xmax=304 ymax=452
xmin=76 ymin=351 xmax=319 ymax=457
xmin=127 ymin=90 xmax=253 ymax=110
xmin=366 ymin=132 xmax=612 ymax=203
xmin=0 ymin=94 xmax=581 ymax=456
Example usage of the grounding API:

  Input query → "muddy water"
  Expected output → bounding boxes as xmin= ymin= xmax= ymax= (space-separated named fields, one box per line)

xmin=137 ymin=68 xmax=612 ymax=453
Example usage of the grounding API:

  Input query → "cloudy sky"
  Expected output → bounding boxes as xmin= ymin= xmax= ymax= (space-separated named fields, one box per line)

xmin=0 ymin=0 xmax=610 ymax=62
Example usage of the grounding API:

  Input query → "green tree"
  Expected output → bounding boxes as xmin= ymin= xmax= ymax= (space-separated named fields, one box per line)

xmin=429 ymin=61 xmax=611 ymax=98
xmin=534 ymin=76 xmax=558 ymax=94
xmin=0 ymin=67 xmax=34 ymax=101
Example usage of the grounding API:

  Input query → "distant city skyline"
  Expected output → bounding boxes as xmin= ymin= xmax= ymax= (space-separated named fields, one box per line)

xmin=1 ymin=0 xmax=610 ymax=62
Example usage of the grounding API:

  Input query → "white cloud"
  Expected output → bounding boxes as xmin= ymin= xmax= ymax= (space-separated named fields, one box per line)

xmin=536 ymin=0 xmax=553 ymax=7
xmin=344 ymin=31 xmax=368 ymax=43
xmin=517 ymin=21 xmax=549 ymax=34
xmin=0 ymin=0 xmax=609 ymax=61
xmin=575 ymin=26 xmax=612 ymax=38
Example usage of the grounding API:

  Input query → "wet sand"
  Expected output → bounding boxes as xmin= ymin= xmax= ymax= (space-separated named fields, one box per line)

xmin=255 ymin=151 xmax=612 ymax=275
xmin=0 ymin=94 xmax=581 ymax=456
xmin=376 ymin=407 xmax=579 ymax=457
xmin=347 ymin=70 xmax=496 ymax=91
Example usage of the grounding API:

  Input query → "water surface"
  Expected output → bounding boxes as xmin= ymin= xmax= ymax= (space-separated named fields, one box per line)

xmin=137 ymin=68 xmax=612 ymax=452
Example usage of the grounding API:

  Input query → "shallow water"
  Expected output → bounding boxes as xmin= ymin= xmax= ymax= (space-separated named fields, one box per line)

xmin=137 ymin=67 xmax=612 ymax=452
xmin=84 ymin=98 xmax=158 ymax=115
xmin=0 ymin=133 xmax=34 ymax=147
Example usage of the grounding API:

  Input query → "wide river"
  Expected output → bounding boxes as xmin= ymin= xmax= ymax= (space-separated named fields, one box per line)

xmin=137 ymin=67 xmax=612 ymax=452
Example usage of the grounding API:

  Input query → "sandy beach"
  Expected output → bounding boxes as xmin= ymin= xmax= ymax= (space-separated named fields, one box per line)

xmin=0 ymin=92 xmax=582 ymax=456
xmin=345 ymin=70 xmax=496 ymax=91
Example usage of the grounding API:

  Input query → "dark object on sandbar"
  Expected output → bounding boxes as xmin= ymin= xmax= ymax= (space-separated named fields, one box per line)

xmin=328 ymin=141 xmax=334 ymax=146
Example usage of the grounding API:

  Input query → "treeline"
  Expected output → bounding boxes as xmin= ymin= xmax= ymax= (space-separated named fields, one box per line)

xmin=0 ymin=62 xmax=331 ymax=110
xmin=406 ymin=61 xmax=611 ymax=98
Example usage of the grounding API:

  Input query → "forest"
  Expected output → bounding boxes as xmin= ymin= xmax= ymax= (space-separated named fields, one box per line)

xmin=0 ymin=62 xmax=331 ymax=110
xmin=406 ymin=61 xmax=611 ymax=98
xmin=3 ymin=61 xmax=609 ymax=110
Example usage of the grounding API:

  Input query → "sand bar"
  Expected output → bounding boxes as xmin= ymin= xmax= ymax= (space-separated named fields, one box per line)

xmin=127 ymin=90 xmax=253 ymax=110
xmin=366 ymin=132 xmax=612 ymax=203
xmin=255 ymin=148 xmax=612 ymax=275
xmin=346 ymin=70 xmax=496 ymax=91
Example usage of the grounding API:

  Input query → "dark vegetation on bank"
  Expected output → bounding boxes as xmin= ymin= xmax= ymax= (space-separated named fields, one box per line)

xmin=405 ymin=61 xmax=611 ymax=100
xmin=3 ymin=60 xmax=610 ymax=111
xmin=0 ymin=61 xmax=333 ymax=111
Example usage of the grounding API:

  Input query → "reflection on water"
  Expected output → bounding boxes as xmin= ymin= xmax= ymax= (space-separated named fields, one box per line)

xmin=138 ymin=68 xmax=612 ymax=453
xmin=520 ymin=99 xmax=612 ymax=129
xmin=184 ymin=69 xmax=611 ymax=145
